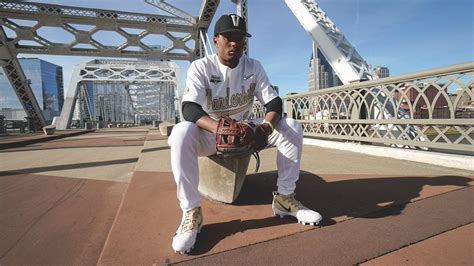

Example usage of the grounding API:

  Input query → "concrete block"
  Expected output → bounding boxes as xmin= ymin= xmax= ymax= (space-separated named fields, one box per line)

xmin=159 ymin=122 xmax=174 ymax=136
xmin=42 ymin=125 xmax=56 ymax=135
xmin=198 ymin=154 xmax=251 ymax=203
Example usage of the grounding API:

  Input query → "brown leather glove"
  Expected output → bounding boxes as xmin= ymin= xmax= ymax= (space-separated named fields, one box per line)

xmin=215 ymin=117 xmax=256 ymax=157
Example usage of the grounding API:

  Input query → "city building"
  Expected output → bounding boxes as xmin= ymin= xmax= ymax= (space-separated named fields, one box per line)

xmin=0 ymin=58 xmax=64 ymax=122
xmin=308 ymin=48 xmax=342 ymax=91
xmin=397 ymin=83 xmax=452 ymax=118
xmin=373 ymin=66 xmax=390 ymax=78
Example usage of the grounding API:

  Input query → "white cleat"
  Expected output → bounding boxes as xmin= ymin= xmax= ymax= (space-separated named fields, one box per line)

xmin=272 ymin=191 xmax=322 ymax=226
xmin=172 ymin=207 xmax=203 ymax=255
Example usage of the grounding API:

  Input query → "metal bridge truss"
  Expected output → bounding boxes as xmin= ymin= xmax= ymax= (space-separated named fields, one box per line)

xmin=0 ymin=0 xmax=221 ymax=128
xmin=56 ymin=59 xmax=178 ymax=129
xmin=285 ymin=0 xmax=377 ymax=84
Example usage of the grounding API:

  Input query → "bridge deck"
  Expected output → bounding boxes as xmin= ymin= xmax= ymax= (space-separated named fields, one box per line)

xmin=0 ymin=127 xmax=472 ymax=265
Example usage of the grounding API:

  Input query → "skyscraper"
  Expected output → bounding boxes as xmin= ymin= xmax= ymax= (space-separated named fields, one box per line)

xmin=308 ymin=48 xmax=342 ymax=91
xmin=373 ymin=66 xmax=390 ymax=78
xmin=0 ymin=58 xmax=64 ymax=121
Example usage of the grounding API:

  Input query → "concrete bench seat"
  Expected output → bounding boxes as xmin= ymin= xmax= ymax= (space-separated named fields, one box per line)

xmin=159 ymin=122 xmax=174 ymax=136
xmin=198 ymin=154 xmax=251 ymax=204
xmin=42 ymin=125 xmax=56 ymax=135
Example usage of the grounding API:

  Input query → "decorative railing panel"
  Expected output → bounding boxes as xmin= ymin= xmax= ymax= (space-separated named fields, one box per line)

xmin=253 ymin=62 xmax=473 ymax=153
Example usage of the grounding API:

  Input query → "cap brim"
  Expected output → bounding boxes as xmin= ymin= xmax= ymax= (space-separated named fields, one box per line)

xmin=217 ymin=29 xmax=252 ymax=37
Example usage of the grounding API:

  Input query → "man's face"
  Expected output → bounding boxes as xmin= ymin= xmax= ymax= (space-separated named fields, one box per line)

xmin=214 ymin=32 xmax=246 ymax=67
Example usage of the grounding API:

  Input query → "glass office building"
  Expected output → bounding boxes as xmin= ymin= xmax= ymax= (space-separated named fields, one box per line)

xmin=0 ymin=58 xmax=64 ymax=121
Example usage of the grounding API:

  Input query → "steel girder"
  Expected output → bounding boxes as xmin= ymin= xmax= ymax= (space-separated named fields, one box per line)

xmin=285 ymin=0 xmax=377 ymax=84
xmin=0 ymin=1 xmax=196 ymax=60
xmin=232 ymin=0 xmax=248 ymax=55
xmin=196 ymin=0 xmax=220 ymax=58
xmin=0 ymin=0 xmax=221 ymax=60
xmin=144 ymin=0 xmax=196 ymax=24
xmin=56 ymin=59 xmax=177 ymax=129
xmin=0 ymin=0 xmax=221 ymax=128
xmin=0 ymin=27 xmax=46 ymax=129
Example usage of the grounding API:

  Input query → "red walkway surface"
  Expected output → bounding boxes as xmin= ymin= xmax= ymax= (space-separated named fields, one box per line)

xmin=0 ymin=130 xmax=94 ymax=150
xmin=0 ymin=128 xmax=472 ymax=265
xmin=0 ymin=173 xmax=127 ymax=265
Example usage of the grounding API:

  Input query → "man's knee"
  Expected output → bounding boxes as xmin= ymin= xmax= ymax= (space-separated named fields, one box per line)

xmin=168 ymin=121 xmax=199 ymax=147
xmin=280 ymin=117 xmax=303 ymax=138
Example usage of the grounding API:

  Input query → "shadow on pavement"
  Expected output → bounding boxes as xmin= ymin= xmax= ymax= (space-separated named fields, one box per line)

xmin=190 ymin=216 xmax=293 ymax=255
xmin=0 ymin=144 xmax=145 ymax=153
xmin=190 ymin=172 xmax=472 ymax=254
xmin=0 ymin=158 xmax=139 ymax=176
xmin=235 ymin=171 xmax=472 ymax=219
xmin=141 ymin=146 xmax=170 ymax=153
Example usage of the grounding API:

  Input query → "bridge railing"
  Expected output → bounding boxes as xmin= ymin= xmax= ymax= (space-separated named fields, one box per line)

xmin=252 ymin=62 xmax=473 ymax=153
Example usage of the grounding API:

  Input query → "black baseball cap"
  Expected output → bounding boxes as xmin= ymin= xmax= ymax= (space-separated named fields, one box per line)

xmin=214 ymin=14 xmax=252 ymax=37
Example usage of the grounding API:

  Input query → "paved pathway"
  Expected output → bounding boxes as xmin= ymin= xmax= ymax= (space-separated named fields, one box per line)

xmin=0 ymin=127 xmax=472 ymax=265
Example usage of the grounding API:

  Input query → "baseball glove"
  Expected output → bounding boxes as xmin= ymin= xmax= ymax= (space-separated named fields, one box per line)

xmin=215 ymin=117 xmax=255 ymax=157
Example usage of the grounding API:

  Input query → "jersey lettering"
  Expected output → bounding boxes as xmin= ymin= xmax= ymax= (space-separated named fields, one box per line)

xmin=207 ymin=83 xmax=255 ymax=111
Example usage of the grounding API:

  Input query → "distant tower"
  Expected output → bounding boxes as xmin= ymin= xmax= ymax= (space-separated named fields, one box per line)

xmin=308 ymin=48 xmax=342 ymax=91
xmin=373 ymin=66 xmax=390 ymax=78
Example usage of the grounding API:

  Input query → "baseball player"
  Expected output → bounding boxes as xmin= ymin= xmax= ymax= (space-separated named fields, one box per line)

xmin=168 ymin=14 xmax=322 ymax=254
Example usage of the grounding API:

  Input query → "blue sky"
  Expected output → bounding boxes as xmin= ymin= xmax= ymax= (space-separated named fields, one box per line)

xmin=20 ymin=0 xmax=474 ymax=97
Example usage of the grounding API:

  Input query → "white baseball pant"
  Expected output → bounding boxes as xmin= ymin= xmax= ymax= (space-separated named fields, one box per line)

xmin=168 ymin=117 xmax=304 ymax=210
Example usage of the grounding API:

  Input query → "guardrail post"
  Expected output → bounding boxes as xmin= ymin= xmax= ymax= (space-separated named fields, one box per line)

xmin=287 ymin=98 xmax=294 ymax=119
xmin=0 ymin=115 xmax=5 ymax=134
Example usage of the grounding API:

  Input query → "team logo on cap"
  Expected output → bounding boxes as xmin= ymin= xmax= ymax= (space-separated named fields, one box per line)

xmin=230 ymin=14 xmax=240 ymax=27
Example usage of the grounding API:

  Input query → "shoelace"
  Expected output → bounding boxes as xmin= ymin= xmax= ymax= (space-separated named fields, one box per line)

xmin=179 ymin=209 xmax=200 ymax=233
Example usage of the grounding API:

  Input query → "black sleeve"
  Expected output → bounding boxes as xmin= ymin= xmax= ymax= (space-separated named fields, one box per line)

xmin=264 ymin=96 xmax=283 ymax=116
xmin=182 ymin=101 xmax=208 ymax=123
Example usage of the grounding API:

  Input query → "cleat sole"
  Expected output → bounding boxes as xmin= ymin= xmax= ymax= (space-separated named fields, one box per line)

xmin=174 ymin=246 xmax=194 ymax=255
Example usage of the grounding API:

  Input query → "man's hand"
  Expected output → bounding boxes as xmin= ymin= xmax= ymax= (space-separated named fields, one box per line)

xmin=254 ymin=122 xmax=273 ymax=151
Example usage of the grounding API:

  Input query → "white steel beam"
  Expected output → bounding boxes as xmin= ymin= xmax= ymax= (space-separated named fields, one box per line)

xmin=0 ymin=0 xmax=221 ymax=126
xmin=56 ymin=59 xmax=177 ymax=129
xmin=232 ymin=0 xmax=248 ymax=55
xmin=285 ymin=0 xmax=377 ymax=84
xmin=0 ymin=26 xmax=46 ymax=128
xmin=144 ymin=0 xmax=196 ymax=24
xmin=196 ymin=0 xmax=220 ymax=58
xmin=0 ymin=0 xmax=197 ymax=61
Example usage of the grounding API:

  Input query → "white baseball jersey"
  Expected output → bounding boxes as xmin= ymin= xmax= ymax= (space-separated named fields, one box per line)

xmin=182 ymin=54 xmax=278 ymax=121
